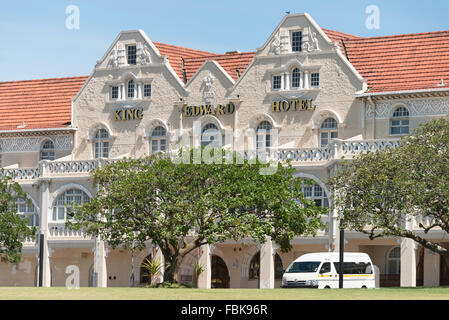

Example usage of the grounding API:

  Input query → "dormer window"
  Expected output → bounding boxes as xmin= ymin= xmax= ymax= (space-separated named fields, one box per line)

xmin=127 ymin=79 xmax=135 ymax=98
xmin=291 ymin=31 xmax=302 ymax=52
xmin=127 ymin=45 xmax=137 ymax=65
xmin=291 ymin=68 xmax=301 ymax=88
xmin=272 ymin=75 xmax=281 ymax=90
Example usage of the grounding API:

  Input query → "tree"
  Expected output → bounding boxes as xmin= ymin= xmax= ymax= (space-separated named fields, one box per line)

xmin=69 ymin=148 xmax=326 ymax=283
xmin=0 ymin=173 xmax=36 ymax=263
xmin=329 ymin=117 xmax=449 ymax=257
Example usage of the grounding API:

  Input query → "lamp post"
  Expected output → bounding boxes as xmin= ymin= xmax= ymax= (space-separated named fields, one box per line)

xmin=339 ymin=228 xmax=344 ymax=288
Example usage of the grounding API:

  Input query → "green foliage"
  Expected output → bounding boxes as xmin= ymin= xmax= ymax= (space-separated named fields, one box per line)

xmin=193 ymin=262 xmax=204 ymax=277
xmin=329 ymin=117 xmax=449 ymax=256
xmin=70 ymin=148 xmax=326 ymax=282
xmin=0 ymin=173 xmax=36 ymax=263
xmin=146 ymin=281 xmax=193 ymax=288
xmin=141 ymin=257 xmax=162 ymax=284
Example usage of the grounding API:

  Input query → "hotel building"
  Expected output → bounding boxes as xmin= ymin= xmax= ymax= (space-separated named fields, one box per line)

xmin=1 ymin=13 xmax=448 ymax=288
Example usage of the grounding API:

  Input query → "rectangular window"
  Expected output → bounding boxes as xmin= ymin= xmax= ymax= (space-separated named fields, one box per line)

xmin=272 ymin=75 xmax=281 ymax=90
xmin=127 ymin=45 xmax=137 ymax=65
xmin=143 ymin=84 xmax=151 ymax=98
xmin=111 ymin=86 xmax=119 ymax=99
xmin=391 ymin=120 xmax=409 ymax=135
xmin=333 ymin=262 xmax=373 ymax=274
xmin=291 ymin=31 xmax=302 ymax=52
xmin=311 ymin=73 xmax=320 ymax=87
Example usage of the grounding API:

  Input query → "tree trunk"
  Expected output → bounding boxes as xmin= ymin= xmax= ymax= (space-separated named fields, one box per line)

xmin=163 ymin=255 xmax=181 ymax=283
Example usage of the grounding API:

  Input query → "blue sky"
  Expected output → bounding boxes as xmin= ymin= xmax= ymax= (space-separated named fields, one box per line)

xmin=1 ymin=0 xmax=449 ymax=81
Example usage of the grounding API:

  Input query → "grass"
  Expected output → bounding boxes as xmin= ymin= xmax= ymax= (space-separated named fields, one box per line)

xmin=1 ymin=287 xmax=449 ymax=300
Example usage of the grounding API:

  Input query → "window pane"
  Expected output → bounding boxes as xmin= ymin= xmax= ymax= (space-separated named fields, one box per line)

xmin=291 ymin=69 xmax=300 ymax=88
xmin=311 ymin=73 xmax=320 ymax=87
xmin=143 ymin=84 xmax=151 ymax=97
xmin=127 ymin=45 xmax=136 ymax=65
xmin=291 ymin=31 xmax=302 ymax=52
xmin=272 ymin=75 xmax=281 ymax=89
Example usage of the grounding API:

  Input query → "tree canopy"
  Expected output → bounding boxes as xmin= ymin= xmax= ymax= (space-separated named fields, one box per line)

xmin=70 ymin=148 xmax=326 ymax=282
xmin=329 ymin=117 xmax=449 ymax=257
xmin=0 ymin=173 xmax=36 ymax=263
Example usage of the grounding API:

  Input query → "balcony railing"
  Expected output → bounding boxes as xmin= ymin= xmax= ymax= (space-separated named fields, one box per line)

xmin=48 ymin=223 xmax=91 ymax=240
xmin=1 ymin=139 xmax=400 ymax=180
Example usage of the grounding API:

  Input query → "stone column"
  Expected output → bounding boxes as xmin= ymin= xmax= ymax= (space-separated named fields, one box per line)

xmin=400 ymin=238 xmax=417 ymax=287
xmin=304 ymin=71 xmax=310 ymax=89
xmin=259 ymin=237 xmax=275 ymax=289
xmin=284 ymin=72 xmax=290 ymax=91
xmin=197 ymin=244 xmax=211 ymax=289
xmin=38 ymin=172 xmax=51 ymax=287
xmin=93 ymin=237 xmax=108 ymax=287
xmin=154 ymin=247 xmax=165 ymax=284
xmin=423 ymin=248 xmax=440 ymax=287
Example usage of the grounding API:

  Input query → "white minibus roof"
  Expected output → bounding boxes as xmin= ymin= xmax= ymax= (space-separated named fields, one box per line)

xmin=294 ymin=252 xmax=372 ymax=263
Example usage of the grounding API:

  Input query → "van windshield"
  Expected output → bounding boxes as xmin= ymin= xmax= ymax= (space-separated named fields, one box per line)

xmin=285 ymin=261 xmax=321 ymax=273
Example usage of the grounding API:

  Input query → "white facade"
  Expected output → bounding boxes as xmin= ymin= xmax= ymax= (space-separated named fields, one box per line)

xmin=1 ymin=13 xmax=448 ymax=288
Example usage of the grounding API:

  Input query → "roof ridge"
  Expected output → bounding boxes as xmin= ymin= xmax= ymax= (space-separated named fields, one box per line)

xmin=153 ymin=41 xmax=216 ymax=56
xmin=0 ymin=76 xmax=88 ymax=85
xmin=345 ymin=29 xmax=449 ymax=42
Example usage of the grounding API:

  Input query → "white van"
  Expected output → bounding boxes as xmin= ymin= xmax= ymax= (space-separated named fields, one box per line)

xmin=281 ymin=252 xmax=375 ymax=289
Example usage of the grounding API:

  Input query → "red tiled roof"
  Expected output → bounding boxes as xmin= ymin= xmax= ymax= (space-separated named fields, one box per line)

xmin=3 ymin=29 xmax=449 ymax=132
xmin=322 ymin=28 xmax=361 ymax=42
xmin=153 ymin=42 xmax=216 ymax=80
xmin=0 ymin=76 xmax=87 ymax=131
xmin=183 ymin=52 xmax=255 ymax=82
xmin=340 ymin=31 xmax=449 ymax=92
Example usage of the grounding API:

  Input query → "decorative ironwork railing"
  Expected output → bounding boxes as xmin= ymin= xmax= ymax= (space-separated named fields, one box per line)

xmin=341 ymin=140 xmax=400 ymax=155
xmin=0 ymin=167 xmax=40 ymax=180
xmin=48 ymin=160 xmax=97 ymax=174
xmin=1 ymin=139 xmax=400 ymax=180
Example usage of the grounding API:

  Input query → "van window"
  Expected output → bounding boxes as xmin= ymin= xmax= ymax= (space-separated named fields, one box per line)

xmin=319 ymin=262 xmax=331 ymax=273
xmin=333 ymin=262 xmax=373 ymax=274
xmin=286 ymin=261 xmax=321 ymax=273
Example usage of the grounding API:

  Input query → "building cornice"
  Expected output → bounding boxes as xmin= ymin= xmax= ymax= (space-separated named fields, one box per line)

xmin=0 ymin=127 xmax=76 ymax=137
xmin=355 ymin=87 xmax=449 ymax=100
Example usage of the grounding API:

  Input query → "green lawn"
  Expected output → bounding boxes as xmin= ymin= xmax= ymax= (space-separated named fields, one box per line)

xmin=1 ymin=287 xmax=449 ymax=300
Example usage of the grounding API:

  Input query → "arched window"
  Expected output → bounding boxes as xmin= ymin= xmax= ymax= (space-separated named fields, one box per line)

xmin=40 ymin=140 xmax=55 ymax=161
xmin=201 ymin=123 xmax=221 ymax=147
xmin=52 ymin=189 xmax=90 ymax=222
xmin=256 ymin=121 xmax=273 ymax=150
xmin=386 ymin=246 xmax=401 ymax=275
xmin=390 ymin=106 xmax=409 ymax=135
xmin=249 ymin=252 xmax=284 ymax=280
xmin=15 ymin=197 xmax=39 ymax=227
xmin=94 ymin=128 xmax=110 ymax=159
xmin=301 ymin=182 xmax=329 ymax=208
xmin=291 ymin=68 xmax=301 ymax=88
xmin=127 ymin=79 xmax=135 ymax=98
xmin=320 ymin=117 xmax=338 ymax=147
xmin=151 ymin=126 xmax=167 ymax=154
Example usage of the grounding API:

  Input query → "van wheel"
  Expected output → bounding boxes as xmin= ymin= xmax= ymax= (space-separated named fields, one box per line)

xmin=361 ymin=286 xmax=367 ymax=289
xmin=324 ymin=286 xmax=331 ymax=289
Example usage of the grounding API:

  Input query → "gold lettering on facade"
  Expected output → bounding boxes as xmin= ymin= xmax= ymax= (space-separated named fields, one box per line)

xmin=183 ymin=102 xmax=236 ymax=117
xmin=271 ymin=99 xmax=316 ymax=113
xmin=113 ymin=108 xmax=144 ymax=121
